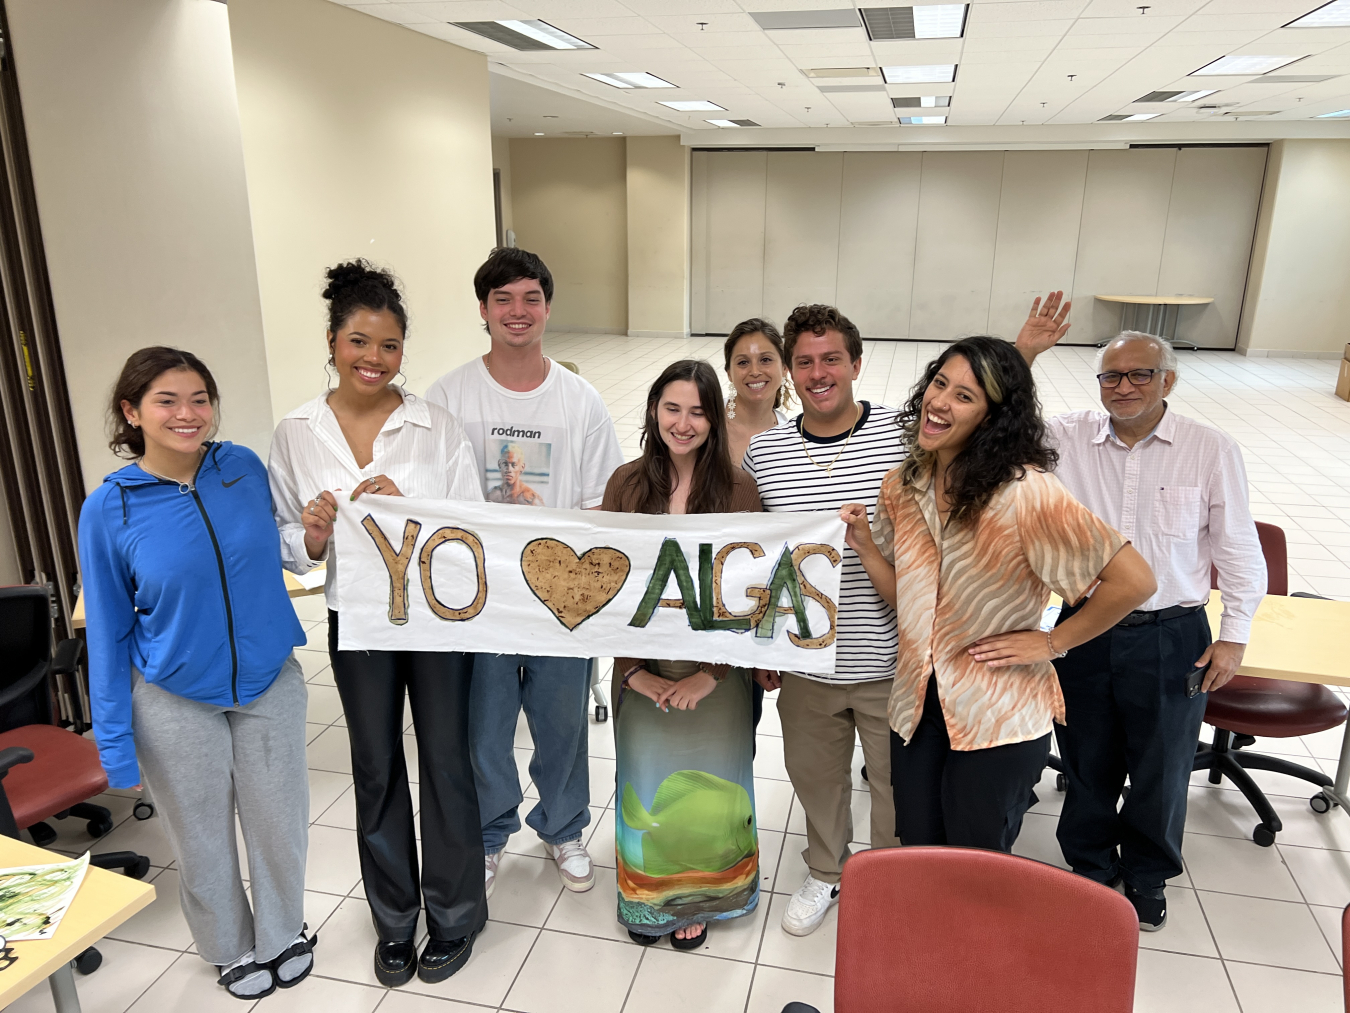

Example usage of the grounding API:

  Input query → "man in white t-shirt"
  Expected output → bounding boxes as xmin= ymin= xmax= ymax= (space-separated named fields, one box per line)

xmin=426 ymin=248 xmax=623 ymax=901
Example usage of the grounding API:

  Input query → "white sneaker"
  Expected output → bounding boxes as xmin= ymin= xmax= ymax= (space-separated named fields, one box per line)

xmin=544 ymin=840 xmax=595 ymax=892
xmin=485 ymin=851 xmax=502 ymax=900
xmin=781 ymin=875 xmax=839 ymax=936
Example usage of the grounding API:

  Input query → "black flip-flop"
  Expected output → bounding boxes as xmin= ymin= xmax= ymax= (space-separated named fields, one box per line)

xmin=670 ymin=925 xmax=707 ymax=950
xmin=270 ymin=924 xmax=319 ymax=989
xmin=628 ymin=929 xmax=662 ymax=946
xmin=217 ymin=961 xmax=276 ymax=1000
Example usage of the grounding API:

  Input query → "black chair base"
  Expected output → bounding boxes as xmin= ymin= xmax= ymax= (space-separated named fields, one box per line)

xmin=91 ymin=850 xmax=152 ymax=879
xmin=1193 ymin=727 xmax=1332 ymax=847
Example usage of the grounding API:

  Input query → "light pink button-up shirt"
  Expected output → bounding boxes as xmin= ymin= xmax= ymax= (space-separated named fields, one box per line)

xmin=1046 ymin=406 xmax=1266 ymax=644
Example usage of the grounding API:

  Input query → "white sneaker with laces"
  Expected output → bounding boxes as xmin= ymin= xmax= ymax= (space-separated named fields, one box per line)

xmin=544 ymin=840 xmax=595 ymax=892
xmin=781 ymin=875 xmax=839 ymax=936
xmin=485 ymin=851 xmax=502 ymax=900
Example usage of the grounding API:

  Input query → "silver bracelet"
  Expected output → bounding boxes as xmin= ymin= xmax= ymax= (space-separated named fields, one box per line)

xmin=1046 ymin=630 xmax=1068 ymax=659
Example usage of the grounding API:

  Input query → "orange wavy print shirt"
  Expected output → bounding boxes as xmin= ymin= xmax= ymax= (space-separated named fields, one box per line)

xmin=873 ymin=466 xmax=1127 ymax=751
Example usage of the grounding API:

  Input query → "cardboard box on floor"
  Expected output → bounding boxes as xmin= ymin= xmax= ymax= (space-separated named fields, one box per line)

xmin=1339 ymin=346 xmax=1350 ymax=401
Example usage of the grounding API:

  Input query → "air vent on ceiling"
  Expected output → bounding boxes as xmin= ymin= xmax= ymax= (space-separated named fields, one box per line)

xmin=1137 ymin=90 xmax=1183 ymax=102
xmin=818 ymin=84 xmax=888 ymax=92
xmin=860 ymin=5 xmax=967 ymax=40
xmin=750 ymin=9 xmax=860 ymax=30
xmin=802 ymin=66 xmax=880 ymax=79
xmin=893 ymin=95 xmax=951 ymax=107
xmin=730 ymin=119 xmax=761 ymax=127
xmin=1099 ymin=114 xmax=1131 ymax=121
xmin=1251 ymin=74 xmax=1338 ymax=83
xmin=452 ymin=20 xmax=595 ymax=50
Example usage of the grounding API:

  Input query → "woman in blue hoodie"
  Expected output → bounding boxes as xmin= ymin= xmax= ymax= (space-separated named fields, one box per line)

xmin=78 ymin=347 xmax=315 ymax=1001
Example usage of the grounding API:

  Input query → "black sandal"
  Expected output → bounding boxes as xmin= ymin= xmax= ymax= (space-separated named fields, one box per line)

xmin=670 ymin=924 xmax=707 ymax=950
xmin=269 ymin=924 xmax=319 ymax=989
xmin=628 ymin=929 xmax=662 ymax=946
xmin=217 ymin=961 xmax=276 ymax=1000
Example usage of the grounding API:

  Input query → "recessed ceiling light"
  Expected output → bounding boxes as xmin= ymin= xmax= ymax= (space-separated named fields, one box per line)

xmin=1190 ymin=55 xmax=1307 ymax=76
xmin=1099 ymin=114 xmax=1130 ymax=121
xmin=899 ymin=115 xmax=947 ymax=124
xmin=861 ymin=5 xmax=967 ymax=40
xmin=802 ymin=67 xmax=881 ymax=79
xmin=1287 ymin=0 xmax=1350 ymax=28
xmin=534 ymin=132 xmax=545 ymax=135
xmin=660 ymin=100 xmax=726 ymax=111
xmin=584 ymin=72 xmax=676 ymax=89
xmin=1137 ymin=89 xmax=1218 ymax=102
xmin=882 ymin=64 xmax=957 ymax=84
xmin=892 ymin=95 xmax=951 ymax=107
xmin=1317 ymin=108 xmax=1350 ymax=117
xmin=707 ymin=119 xmax=739 ymax=127
xmin=1124 ymin=112 xmax=1160 ymax=120
xmin=613 ymin=131 xmax=624 ymax=135
xmin=452 ymin=20 xmax=594 ymax=51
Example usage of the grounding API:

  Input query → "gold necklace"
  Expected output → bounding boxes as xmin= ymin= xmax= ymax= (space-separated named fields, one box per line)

xmin=799 ymin=403 xmax=863 ymax=476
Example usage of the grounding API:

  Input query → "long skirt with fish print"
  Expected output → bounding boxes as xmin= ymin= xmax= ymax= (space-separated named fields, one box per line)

xmin=613 ymin=659 xmax=759 ymax=937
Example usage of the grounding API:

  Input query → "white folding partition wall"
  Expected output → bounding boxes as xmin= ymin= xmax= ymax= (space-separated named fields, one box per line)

xmin=690 ymin=146 xmax=1268 ymax=348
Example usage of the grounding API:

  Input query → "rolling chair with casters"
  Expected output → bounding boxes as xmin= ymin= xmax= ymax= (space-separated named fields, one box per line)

xmin=833 ymin=846 xmax=1138 ymax=1012
xmin=1191 ymin=521 xmax=1346 ymax=847
xmin=0 ymin=585 xmax=152 ymax=978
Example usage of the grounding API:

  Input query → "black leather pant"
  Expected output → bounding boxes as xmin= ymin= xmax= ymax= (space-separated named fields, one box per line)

xmin=328 ymin=611 xmax=487 ymax=942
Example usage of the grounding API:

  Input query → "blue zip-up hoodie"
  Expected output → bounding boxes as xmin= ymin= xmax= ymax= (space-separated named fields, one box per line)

xmin=77 ymin=442 xmax=306 ymax=788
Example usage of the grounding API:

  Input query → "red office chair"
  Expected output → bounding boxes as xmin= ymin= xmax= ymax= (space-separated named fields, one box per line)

xmin=0 ymin=585 xmax=150 ymax=975
xmin=1193 ymin=521 xmax=1346 ymax=847
xmin=834 ymin=847 xmax=1138 ymax=1013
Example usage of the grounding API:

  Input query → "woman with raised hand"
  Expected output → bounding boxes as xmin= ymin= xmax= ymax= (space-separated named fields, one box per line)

xmin=79 ymin=347 xmax=315 ymax=1001
xmin=840 ymin=335 xmax=1155 ymax=852
xmin=722 ymin=318 xmax=794 ymax=467
xmin=602 ymin=359 xmax=763 ymax=951
xmin=268 ymin=260 xmax=486 ymax=988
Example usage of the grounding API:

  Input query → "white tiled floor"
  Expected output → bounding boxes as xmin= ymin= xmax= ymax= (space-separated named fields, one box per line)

xmin=12 ymin=337 xmax=1350 ymax=1013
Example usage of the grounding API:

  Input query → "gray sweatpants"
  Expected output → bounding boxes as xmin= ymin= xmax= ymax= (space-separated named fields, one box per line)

xmin=132 ymin=654 xmax=309 ymax=965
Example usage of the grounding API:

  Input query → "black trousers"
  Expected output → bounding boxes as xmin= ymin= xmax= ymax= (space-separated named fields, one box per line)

xmin=328 ymin=611 xmax=487 ymax=942
xmin=891 ymin=676 xmax=1050 ymax=852
xmin=1053 ymin=603 xmax=1210 ymax=896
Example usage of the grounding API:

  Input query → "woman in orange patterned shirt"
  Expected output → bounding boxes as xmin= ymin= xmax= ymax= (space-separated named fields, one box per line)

xmin=840 ymin=336 xmax=1155 ymax=852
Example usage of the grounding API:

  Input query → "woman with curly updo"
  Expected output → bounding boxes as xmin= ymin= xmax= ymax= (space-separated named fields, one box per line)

xmin=839 ymin=335 xmax=1156 ymax=852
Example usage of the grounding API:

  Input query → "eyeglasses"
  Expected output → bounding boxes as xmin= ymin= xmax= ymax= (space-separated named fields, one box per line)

xmin=1096 ymin=369 xmax=1162 ymax=389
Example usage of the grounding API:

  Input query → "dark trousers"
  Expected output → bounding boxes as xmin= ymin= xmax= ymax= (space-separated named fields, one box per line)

xmin=891 ymin=677 xmax=1051 ymax=852
xmin=328 ymin=611 xmax=487 ymax=942
xmin=1053 ymin=603 xmax=1210 ymax=896
xmin=752 ymin=681 xmax=764 ymax=757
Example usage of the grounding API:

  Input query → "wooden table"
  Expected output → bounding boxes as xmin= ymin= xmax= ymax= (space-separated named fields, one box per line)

xmin=0 ymin=837 xmax=155 ymax=1012
xmin=71 ymin=565 xmax=326 ymax=630
xmin=1094 ymin=294 xmax=1214 ymax=349
xmin=1206 ymin=590 xmax=1350 ymax=811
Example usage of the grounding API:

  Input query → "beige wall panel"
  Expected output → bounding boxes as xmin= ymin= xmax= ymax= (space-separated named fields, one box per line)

xmin=763 ymin=152 xmax=844 ymax=329
xmin=1157 ymin=147 xmax=1267 ymax=349
xmin=909 ymin=151 xmax=1004 ymax=341
xmin=1240 ymin=139 xmax=1350 ymax=355
xmin=988 ymin=150 xmax=1089 ymax=340
xmin=835 ymin=152 xmax=922 ymax=339
xmin=230 ymin=0 xmax=496 ymax=418
xmin=509 ymin=138 xmax=628 ymax=333
xmin=700 ymin=151 xmax=768 ymax=334
xmin=627 ymin=136 xmax=689 ymax=338
xmin=9 ymin=0 xmax=274 ymax=489
xmin=690 ymin=151 xmax=711 ymax=333
xmin=492 ymin=135 xmax=514 ymax=238
xmin=1072 ymin=148 xmax=1177 ymax=343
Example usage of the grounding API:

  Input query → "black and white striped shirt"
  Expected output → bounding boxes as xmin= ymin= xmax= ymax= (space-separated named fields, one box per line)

xmin=743 ymin=402 xmax=905 ymax=684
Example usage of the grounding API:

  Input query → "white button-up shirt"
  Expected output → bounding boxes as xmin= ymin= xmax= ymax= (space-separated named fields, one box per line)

xmin=1046 ymin=406 xmax=1266 ymax=644
xmin=268 ymin=389 xmax=484 ymax=612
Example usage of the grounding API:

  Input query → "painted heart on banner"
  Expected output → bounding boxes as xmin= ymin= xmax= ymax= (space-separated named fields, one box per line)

xmin=520 ymin=538 xmax=632 ymax=631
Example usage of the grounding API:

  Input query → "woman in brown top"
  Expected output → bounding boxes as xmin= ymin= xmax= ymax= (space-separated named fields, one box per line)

xmin=841 ymin=336 xmax=1155 ymax=853
xmin=603 ymin=359 xmax=763 ymax=952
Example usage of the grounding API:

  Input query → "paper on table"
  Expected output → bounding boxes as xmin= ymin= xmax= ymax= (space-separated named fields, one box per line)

xmin=295 ymin=566 xmax=327 ymax=591
xmin=0 ymin=852 xmax=89 ymax=941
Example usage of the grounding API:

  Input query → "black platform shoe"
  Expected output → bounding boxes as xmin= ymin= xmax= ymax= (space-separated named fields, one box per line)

xmin=417 ymin=931 xmax=478 ymax=983
xmin=374 ymin=939 xmax=416 ymax=988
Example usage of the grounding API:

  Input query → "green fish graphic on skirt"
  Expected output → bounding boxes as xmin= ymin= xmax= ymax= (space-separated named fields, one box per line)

xmin=621 ymin=770 xmax=756 ymax=878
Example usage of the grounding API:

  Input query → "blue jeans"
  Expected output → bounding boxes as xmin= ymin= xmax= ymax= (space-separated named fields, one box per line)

xmin=470 ymin=653 xmax=592 ymax=854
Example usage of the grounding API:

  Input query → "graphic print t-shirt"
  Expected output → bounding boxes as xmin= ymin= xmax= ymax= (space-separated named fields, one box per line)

xmin=425 ymin=357 xmax=623 ymax=510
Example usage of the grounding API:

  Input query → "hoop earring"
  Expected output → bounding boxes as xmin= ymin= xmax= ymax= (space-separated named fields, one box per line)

xmin=726 ymin=393 xmax=737 ymax=420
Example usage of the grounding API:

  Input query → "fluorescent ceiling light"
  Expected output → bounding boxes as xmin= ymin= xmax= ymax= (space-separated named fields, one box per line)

xmin=882 ymin=64 xmax=957 ymax=84
xmin=1191 ymin=55 xmax=1306 ymax=76
xmin=1171 ymin=90 xmax=1217 ymax=101
xmin=707 ymin=119 xmax=740 ymax=127
xmin=802 ymin=66 xmax=880 ymax=78
xmin=1287 ymin=0 xmax=1350 ymax=28
xmin=899 ymin=115 xmax=947 ymax=124
xmin=1124 ymin=113 xmax=1160 ymax=120
xmin=584 ymin=72 xmax=676 ymax=89
xmin=660 ymin=100 xmax=727 ymax=111
xmin=860 ymin=5 xmax=967 ymax=40
xmin=892 ymin=95 xmax=951 ymax=107
xmin=453 ymin=20 xmax=594 ymax=50
xmin=1317 ymin=108 xmax=1350 ymax=116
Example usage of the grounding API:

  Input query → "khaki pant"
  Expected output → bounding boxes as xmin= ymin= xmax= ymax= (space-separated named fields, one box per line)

xmin=778 ymin=673 xmax=898 ymax=884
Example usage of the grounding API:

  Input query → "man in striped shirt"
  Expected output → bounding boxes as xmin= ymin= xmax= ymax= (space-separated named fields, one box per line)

xmin=743 ymin=304 xmax=905 ymax=936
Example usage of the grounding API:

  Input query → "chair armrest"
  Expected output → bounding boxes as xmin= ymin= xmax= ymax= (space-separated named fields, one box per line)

xmin=0 ymin=660 xmax=48 ymax=710
xmin=0 ymin=746 xmax=34 ymax=779
xmin=1291 ymin=592 xmax=1333 ymax=601
xmin=52 ymin=638 xmax=84 ymax=676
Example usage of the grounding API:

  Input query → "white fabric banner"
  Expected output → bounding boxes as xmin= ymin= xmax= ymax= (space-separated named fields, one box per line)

xmin=335 ymin=497 xmax=845 ymax=674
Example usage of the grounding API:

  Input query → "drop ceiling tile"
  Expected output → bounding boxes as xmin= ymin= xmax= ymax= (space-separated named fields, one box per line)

xmin=1150 ymin=28 xmax=1268 ymax=45
xmin=643 ymin=11 xmax=762 ymax=30
xmin=1069 ymin=14 xmax=1182 ymax=32
xmin=963 ymin=45 xmax=1058 ymax=60
xmin=966 ymin=0 xmax=1088 ymax=22
xmin=400 ymin=0 xmax=530 ymax=19
xmin=1058 ymin=30 xmax=1166 ymax=46
xmin=496 ymin=0 xmax=643 ymax=13
xmin=1076 ymin=0 xmax=1206 ymax=15
xmin=867 ymin=37 xmax=964 ymax=60
xmin=763 ymin=26 xmax=870 ymax=43
xmin=778 ymin=41 xmax=877 ymax=57
xmin=618 ymin=0 xmax=746 ymax=13
xmin=1177 ymin=11 xmax=1300 ymax=29
xmin=671 ymin=31 xmax=781 ymax=45
xmin=347 ymin=3 xmax=442 ymax=22
xmin=964 ymin=18 xmax=1074 ymax=37
xmin=1195 ymin=0 xmax=1326 ymax=13
xmin=547 ymin=16 xmax=659 ymax=33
